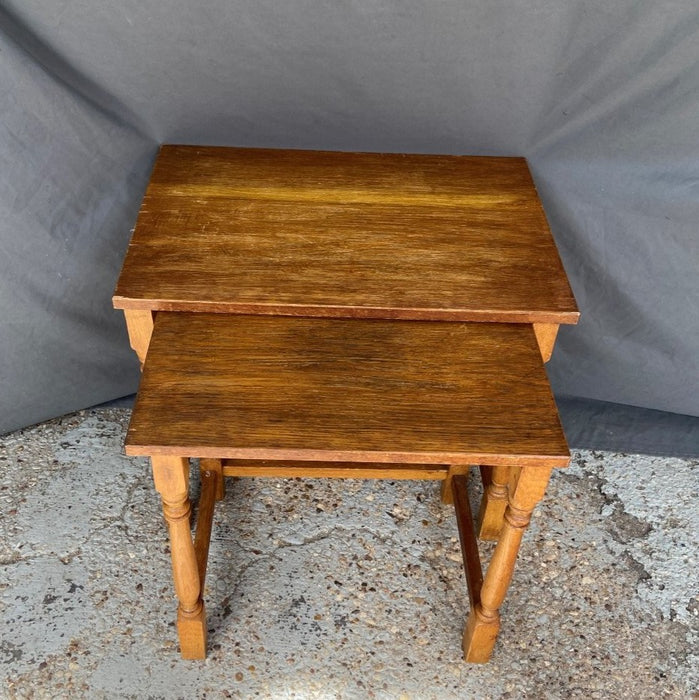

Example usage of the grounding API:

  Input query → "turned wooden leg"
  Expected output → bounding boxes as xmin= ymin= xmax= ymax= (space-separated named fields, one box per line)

xmin=123 ymin=309 xmax=155 ymax=370
xmin=477 ymin=465 xmax=509 ymax=540
xmin=463 ymin=466 xmax=552 ymax=663
xmin=151 ymin=455 xmax=207 ymax=659
xmin=532 ymin=323 xmax=559 ymax=363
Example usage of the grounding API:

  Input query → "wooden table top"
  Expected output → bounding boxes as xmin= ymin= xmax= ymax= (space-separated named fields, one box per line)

xmin=126 ymin=313 xmax=569 ymax=466
xmin=113 ymin=146 xmax=579 ymax=324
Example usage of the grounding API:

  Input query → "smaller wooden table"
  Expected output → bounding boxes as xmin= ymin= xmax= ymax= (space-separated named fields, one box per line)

xmin=126 ymin=313 xmax=569 ymax=662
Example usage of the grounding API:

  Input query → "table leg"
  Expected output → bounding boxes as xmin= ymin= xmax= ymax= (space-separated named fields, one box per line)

xmin=532 ymin=323 xmax=559 ymax=363
xmin=151 ymin=455 xmax=207 ymax=659
xmin=463 ymin=466 xmax=552 ymax=663
xmin=123 ymin=309 xmax=154 ymax=370
xmin=440 ymin=465 xmax=470 ymax=505
xmin=200 ymin=458 xmax=225 ymax=500
xmin=477 ymin=465 xmax=509 ymax=540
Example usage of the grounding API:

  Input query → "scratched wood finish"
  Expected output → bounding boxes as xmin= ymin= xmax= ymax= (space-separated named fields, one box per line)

xmin=126 ymin=314 xmax=569 ymax=466
xmin=113 ymin=146 xmax=579 ymax=324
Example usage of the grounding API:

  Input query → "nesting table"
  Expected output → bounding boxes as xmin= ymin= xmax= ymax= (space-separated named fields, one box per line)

xmin=113 ymin=145 xmax=579 ymax=662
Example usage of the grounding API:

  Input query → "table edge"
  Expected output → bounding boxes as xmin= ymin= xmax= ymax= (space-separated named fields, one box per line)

xmin=112 ymin=296 xmax=580 ymax=324
xmin=123 ymin=444 xmax=570 ymax=467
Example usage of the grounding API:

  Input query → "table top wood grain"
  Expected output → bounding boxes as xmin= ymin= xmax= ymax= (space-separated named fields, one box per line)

xmin=126 ymin=313 xmax=569 ymax=466
xmin=113 ymin=146 xmax=579 ymax=324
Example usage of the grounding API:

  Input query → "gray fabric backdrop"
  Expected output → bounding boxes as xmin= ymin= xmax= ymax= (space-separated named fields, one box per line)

xmin=2 ymin=1 xmax=698 ymax=435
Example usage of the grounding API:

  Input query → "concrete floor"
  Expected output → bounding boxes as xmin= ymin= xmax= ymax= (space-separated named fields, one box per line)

xmin=0 ymin=408 xmax=697 ymax=699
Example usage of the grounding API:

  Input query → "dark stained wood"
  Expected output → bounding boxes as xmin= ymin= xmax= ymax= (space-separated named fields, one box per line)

xmin=452 ymin=474 xmax=483 ymax=608
xmin=126 ymin=314 xmax=569 ymax=466
xmin=113 ymin=146 xmax=579 ymax=324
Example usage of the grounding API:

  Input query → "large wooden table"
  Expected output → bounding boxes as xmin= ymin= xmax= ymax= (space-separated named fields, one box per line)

xmin=113 ymin=145 xmax=579 ymax=663
xmin=114 ymin=146 xmax=578 ymax=367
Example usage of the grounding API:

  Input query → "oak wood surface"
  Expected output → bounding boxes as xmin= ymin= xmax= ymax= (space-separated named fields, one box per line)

xmin=113 ymin=146 xmax=578 ymax=324
xmin=126 ymin=314 xmax=569 ymax=466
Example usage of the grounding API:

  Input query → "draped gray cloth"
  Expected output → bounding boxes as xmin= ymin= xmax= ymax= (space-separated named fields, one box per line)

xmin=2 ymin=1 xmax=698 ymax=436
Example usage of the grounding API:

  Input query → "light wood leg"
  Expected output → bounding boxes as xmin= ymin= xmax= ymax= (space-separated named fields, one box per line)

xmin=463 ymin=466 xmax=552 ymax=663
xmin=532 ymin=323 xmax=559 ymax=363
xmin=123 ymin=309 xmax=155 ymax=370
xmin=151 ymin=455 xmax=207 ymax=659
xmin=477 ymin=465 xmax=509 ymax=540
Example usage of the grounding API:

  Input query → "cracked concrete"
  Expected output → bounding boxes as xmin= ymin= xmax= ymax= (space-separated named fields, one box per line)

xmin=0 ymin=409 xmax=697 ymax=698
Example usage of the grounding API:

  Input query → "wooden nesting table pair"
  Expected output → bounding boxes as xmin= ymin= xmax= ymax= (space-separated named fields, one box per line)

xmin=113 ymin=146 xmax=579 ymax=663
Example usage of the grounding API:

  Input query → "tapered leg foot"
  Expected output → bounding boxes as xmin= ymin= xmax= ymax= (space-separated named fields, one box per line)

xmin=178 ymin=601 xmax=207 ymax=659
xmin=462 ymin=605 xmax=500 ymax=663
